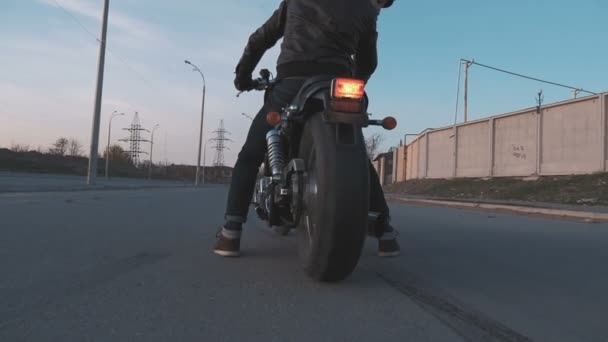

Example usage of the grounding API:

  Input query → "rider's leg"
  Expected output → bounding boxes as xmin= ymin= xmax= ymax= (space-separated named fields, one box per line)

xmin=368 ymin=159 xmax=400 ymax=257
xmin=368 ymin=159 xmax=391 ymax=233
xmin=223 ymin=79 xmax=307 ymax=229
xmin=223 ymin=106 xmax=271 ymax=229
xmin=216 ymin=79 xmax=307 ymax=258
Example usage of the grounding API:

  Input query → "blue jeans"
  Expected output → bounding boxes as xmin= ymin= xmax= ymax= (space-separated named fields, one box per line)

xmin=225 ymin=78 xmax=390 ymax=226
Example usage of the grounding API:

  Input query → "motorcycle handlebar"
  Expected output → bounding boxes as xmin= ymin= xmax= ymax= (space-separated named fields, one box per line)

xmin=251 ymin=77 xmax=275 ymax=91
xmin=237 ymin=69 xmax=275 ymax=97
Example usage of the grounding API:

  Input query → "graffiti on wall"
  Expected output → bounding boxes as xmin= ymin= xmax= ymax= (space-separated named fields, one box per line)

xmin=512 ymin=144 xmax=527 ymax=160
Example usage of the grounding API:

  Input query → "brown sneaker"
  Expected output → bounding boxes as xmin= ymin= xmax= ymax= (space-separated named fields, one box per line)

xmin=378 ymin=228 xmax=400 ymax=257
xmin=213 ymin=227 xmax=241 ymax=257
xmin=378 ymin=239 xmax=400 ymax=257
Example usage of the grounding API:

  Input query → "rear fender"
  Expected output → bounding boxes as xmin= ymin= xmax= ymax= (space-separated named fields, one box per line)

xmin=289 ymin=77 xmax=368 ymax=147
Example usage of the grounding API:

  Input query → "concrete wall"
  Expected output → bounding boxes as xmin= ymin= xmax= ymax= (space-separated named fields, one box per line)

xmin=456 ymin=121 xmax=491 ymax=177
xmin=406 ymin=142 xmax=417 ymax=180
xmin=605 ymin=94 xmax=608 ymax=168
xmin=390 ymin=92 xmax=608 ymax=181
xmin=395 ymin=145 xmax=407 ymax=182
xmin=427 ymin=129 xmax=454 ymax=179
xmin=540 ymin=97 xmax=603 ymax=174
xmin=418 ymin=136 xmax=427 ymax=179
xmin=493 ymin=111 xmax=537 ymax=176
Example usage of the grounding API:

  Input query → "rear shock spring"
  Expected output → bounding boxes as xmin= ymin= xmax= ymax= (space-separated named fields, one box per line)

xmin=266 ymin=129 xmax=284 ymax=181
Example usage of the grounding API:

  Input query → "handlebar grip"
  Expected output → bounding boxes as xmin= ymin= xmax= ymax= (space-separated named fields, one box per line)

xmin=259 ymin=69 xmax=271 ymax=80
xmin=252 ymin=78 xmax=267 ymax=91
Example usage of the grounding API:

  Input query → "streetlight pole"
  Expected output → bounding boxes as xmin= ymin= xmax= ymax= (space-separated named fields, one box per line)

xmin=463 ymin=59 xmax=474 ymax=123
xmin=184 ymin=60 xmax=206 ymax=186
xmin=87 ymin=0 xmax=110 ymax=185
xmin=202 ymin=138 xmax=212 ymax=184
xmin=149 ymin=124 xmax=160 ymax=180
xmin=241 ymin=113 xmax=254 ymax=121
xmin=105 ymin=110 xmax=125 ymax=180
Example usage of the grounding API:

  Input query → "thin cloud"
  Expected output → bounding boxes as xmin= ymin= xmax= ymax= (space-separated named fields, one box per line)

xmin=36 ymin=0 xmax=168 ymax=43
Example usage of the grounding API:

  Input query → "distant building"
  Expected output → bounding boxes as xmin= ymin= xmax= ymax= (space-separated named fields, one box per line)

xmin=373 ymin=150 xmax=394 ymax=186
xmin=204 ymin=166 xmax=233 ymax=184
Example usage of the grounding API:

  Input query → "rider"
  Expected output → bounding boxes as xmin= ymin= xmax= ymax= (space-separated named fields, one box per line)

xmin=214 ymin=0 xmax=399 ymax=258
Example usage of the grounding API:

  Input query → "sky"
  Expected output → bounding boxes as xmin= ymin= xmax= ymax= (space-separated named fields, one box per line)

xmin=1 ymin=0 xmax=607 ymax=166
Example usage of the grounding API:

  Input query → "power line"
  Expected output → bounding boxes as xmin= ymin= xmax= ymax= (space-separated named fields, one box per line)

xmin=49 ymin=0 xmax=160 ymax=91
xmin=462 ymin=59 xmax=598 ymax=95
xmin=105 ymin=48 xmax=160 ymax=91
xmin=51 ymin=0 xmax=99 ymax=42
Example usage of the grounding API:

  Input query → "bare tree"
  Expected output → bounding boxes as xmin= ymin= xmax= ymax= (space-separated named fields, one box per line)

xmin=10 ymin=143 xmax=30 ymax=153
xmin=365 ymin=133 xmax=384 ymax=160
xmin=103 ymin=144 xmax=131 ymax=164
xmin=67 ymin=138 xmax=83 ymax=156
xmin=49 ymin=137 xmax=69 ymax=156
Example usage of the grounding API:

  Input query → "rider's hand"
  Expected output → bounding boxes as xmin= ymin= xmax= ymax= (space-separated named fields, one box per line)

xmin=234 ymin=73 xmax=255 ymax=92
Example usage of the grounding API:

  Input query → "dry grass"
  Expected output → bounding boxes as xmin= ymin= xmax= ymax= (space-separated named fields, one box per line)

xmin=385 ymin=174 xmax=608 ymax=206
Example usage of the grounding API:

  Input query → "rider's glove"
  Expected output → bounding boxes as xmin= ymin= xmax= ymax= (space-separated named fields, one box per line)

xmin=234 ymin=62 xmax=255 ymax=91
xmin=234 ymin=73 xmax=255 ymax=91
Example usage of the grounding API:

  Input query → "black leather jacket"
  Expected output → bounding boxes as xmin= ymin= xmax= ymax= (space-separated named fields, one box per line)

xmin=235 ymin=0 xmax=379 ymax=82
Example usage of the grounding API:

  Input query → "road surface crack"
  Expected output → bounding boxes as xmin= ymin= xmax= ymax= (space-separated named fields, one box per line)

xmin=372 ymin=270 xmax=533 ymax=342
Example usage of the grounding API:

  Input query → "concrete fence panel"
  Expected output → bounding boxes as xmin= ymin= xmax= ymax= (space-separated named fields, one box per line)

xmin=604 ymin=94 xmax=608 ymax=170
xmin=427 ymin=128 xmax=455 ymax=179
xmin=493 ymin=111 xmax=538 ymax=177
xmin=540 ymin=97 xmax=603 ymax=175
xmin=417 ymin=136 xmax=427 ymax=178
xmin=395 ymin=145 xmax=407 ymax=182
xmin=399 ymin=93 xmax=607 ymax=181
xmin=412 ymin=139 xmax=420 ymax=180
xmin=456 ymin=121 xmax=491 ymax=177
xmin=406 ymin=142 xmax=418 ymax=180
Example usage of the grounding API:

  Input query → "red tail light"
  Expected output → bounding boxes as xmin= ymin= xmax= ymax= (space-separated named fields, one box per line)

xmin=332 ymin=78 xmax=365 ymax=100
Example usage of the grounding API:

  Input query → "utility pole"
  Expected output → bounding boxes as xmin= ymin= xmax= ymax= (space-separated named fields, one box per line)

xmin=202 ymin=138 xmax=212 ymax=184
xmin=463 ymin=59 xmax=474 ymax=123
xmin=536 ymin=89 xmax=544 ymax=114
xmin=87 ymin=0 xmax=110 ymax=185
xmin=148 ymin=124 xmax=160 ymax=179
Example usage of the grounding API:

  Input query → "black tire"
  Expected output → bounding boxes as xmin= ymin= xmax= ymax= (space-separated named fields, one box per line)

xmin=297 ymin=113 xmax=370 ymax=282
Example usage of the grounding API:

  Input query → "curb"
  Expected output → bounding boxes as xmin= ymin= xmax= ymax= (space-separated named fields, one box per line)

xmin=386 ymin=196 xmax=608 ymax=222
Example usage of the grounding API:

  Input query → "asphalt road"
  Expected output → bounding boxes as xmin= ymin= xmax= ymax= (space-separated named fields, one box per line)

xmin=1 ymin=187 xmax=607 ymax=342
xmin=0 ymin=171 xmax=189 ymax=193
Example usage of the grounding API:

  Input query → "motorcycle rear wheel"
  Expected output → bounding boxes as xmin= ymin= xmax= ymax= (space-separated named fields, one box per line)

xmin=297 ymin=113 xmax=370 ymax=282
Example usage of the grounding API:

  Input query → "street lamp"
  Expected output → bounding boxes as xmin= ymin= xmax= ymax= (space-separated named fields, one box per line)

xmin=148 ymin=124 xmax=160 ymax=180
xmin=105 ymin=110 xmax=125 ymax=179
xmin=184 ymin=59 xmax=206 ymax=186
xmin=241 ymin=113 xmax=254 ymax=121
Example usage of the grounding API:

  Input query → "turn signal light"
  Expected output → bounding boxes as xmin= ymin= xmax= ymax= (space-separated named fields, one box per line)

xmin=266 ymin=111 xmax=281 ymax=126
xmin=382 ymin=117 xmax=397 ymax=130
xmin=332 ymin=78 xmax=365 ymax=100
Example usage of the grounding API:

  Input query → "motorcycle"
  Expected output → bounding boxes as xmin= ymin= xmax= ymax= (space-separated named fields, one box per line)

xmin=245 ymin=69 xmax=397 ymax=282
